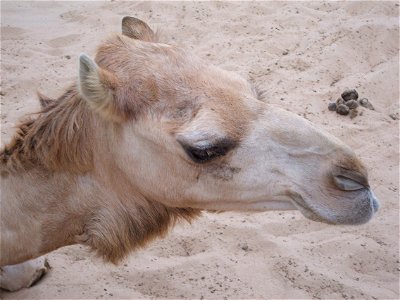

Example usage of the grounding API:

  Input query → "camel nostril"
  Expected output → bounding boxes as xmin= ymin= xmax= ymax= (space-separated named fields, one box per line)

xmin=333 ymin=175 xmax=366 ymax=191
xmin=332 ymin=166 xmax=369 ymax=191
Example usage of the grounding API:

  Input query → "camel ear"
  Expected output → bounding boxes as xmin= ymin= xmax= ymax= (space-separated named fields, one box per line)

xmin=121 ymin=16 xmax=157 ymax=42
xmin=78 ymin=53 xmax=120 ymax=120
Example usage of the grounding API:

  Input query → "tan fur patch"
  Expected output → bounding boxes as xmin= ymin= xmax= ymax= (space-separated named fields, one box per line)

xmin=1 ymin=86 xmax=93 ymax=174
xmin=78 ymin=200 xmax=200 ymax=264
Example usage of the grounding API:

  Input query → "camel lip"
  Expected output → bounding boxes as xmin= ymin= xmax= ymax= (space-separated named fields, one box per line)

xmin=287 ymin=192 xmax=328 ymax=223
xmin=288 ymin=188 xmax=379 ymax=225
xmin=287 ymin=192 xmax=309 ymax=211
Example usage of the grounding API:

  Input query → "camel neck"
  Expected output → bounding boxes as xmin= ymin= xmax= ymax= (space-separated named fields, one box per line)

xmin=0 ymin=163 xmax=199 ymax=266
xmin=0 ymin=167 xmax=95 ymax=265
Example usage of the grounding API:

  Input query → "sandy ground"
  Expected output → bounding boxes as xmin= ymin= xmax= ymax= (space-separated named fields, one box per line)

xmin=1 ymin=1 xmax=399 ymax=299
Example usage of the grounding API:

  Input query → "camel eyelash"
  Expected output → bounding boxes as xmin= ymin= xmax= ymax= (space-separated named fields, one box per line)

xmin=179 ymin=138 xmax=238 ymax=164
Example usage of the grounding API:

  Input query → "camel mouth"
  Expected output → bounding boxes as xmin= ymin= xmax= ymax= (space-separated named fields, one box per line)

xmin=288 ymin=192 xmax=328 ymax=223
xmin=288 ymin=189 xmax=379 ymax=225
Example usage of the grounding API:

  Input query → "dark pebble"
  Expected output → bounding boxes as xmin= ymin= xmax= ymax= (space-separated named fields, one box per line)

xmin=345 ymin=100 xmax=358 ymax=109
xmin=336 ymin=104 xmax=350 ymax=115
xmin=350 ymin=109 xmax=358 ymax=119
xmin=359 ymin=98 xmax=375 ymax=110
xmin=336 ymin=98 xmax=345 ymax=106
xmin=389 ymin=113 xmax=399 ymax=120
xmin=65 ymin=55 xmax=71 ymax=59
xmin=341 ymin=89 xmax=358 ymax=101
xmin=328 ymin=102 xmax=337 ymax=111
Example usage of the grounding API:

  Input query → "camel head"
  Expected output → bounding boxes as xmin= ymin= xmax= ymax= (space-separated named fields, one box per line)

xmin=78 ymin=17 xmax=379 ymax=225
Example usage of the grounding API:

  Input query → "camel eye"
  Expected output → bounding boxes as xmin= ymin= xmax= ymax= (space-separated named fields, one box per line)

xmin=179 ymin=138 xmax=237 ymax=164
xmin=185 ymin=145 xmax=225 ymax=163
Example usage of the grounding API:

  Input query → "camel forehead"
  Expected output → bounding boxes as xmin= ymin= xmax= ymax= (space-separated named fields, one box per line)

xmin=96 ymin=35 xmax=253 ymax=93
xmin=96 ymin=35 xmax=260 ymax=139
xmin=95 ymin=35 xmax=199 ymax=80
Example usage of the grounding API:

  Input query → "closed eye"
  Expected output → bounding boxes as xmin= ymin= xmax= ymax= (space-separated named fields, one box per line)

xmin=179 ymin=138 xmax=237 ymax=164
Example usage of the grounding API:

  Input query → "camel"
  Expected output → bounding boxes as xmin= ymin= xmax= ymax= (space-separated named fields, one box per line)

xmin=0 ymin=17 xmax=379 ymax=292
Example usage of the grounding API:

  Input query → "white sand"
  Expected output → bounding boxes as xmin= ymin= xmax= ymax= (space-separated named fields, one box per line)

xmin=1 ymin=1 xmax=399 ymax=299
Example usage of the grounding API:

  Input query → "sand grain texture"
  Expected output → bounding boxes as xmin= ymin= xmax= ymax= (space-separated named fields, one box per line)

xmin=1 ymin=1 xmax=399 ymax=299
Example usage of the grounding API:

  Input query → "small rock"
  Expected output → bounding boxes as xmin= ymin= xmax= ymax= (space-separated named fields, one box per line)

xmin=350 ymin=109 xmax=358 ymax=119
xmin=0 ymin=91 xmax=5 ymax=96
xmin=345 ymin=100 xmax=358 ymax=109
xmin=336 ymin=104 xmax=350 ymax=115
xmin=282 ymin=50 xmax=289 ymax=55
xmin=241 ymin=244 xmax=249 ymax=251
xmin=359 ymin=98 xmax=374 ymax=110
xmin=328 ymin=102 xmax=337 ymax=111
xmin=341 ymin=89 xmax=359 ymax=101
xmin=389 ymin=112 xmax=399 ymax=120
xmin=65 ymin=55 xmax=71 ymax=59
xmin=336 ymin=97 xmax=345 ymax=106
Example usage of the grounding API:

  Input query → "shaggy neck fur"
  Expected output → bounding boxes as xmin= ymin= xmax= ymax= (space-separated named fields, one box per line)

xmin=0 ymin=86 xmax=200 ymax=265
xmin=1 ymin=85 xmax=93 ymax=174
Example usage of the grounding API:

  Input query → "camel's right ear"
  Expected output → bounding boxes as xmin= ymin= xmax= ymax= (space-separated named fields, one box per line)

xmin=121 ymin=16 xmax=157 ymax=42
xmin=78 ymin=53 xmax=121 ymax=121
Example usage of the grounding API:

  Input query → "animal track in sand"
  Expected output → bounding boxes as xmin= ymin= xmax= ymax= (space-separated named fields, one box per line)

xmin=273 ymin=258 xmax=366 ymax=299
xmin=1 ymin=26 xmax=26 ymax=40
xmin=150 ymin=235 xmax=210 ymax=257
xmin=129 ymin=260 xmax=251 ymax=298
xmin=59 ymin=10 xmax=87 ymax=23
xmin=46 ymin=34 xmax=81 ymax=48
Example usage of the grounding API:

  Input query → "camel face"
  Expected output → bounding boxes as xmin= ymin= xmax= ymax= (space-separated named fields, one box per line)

xmin=79 ymin=17 xmax=378 ymax=225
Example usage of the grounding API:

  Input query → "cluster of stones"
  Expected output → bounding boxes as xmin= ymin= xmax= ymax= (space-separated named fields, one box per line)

xmin=328 ymin=89 xmax=374 ymax=117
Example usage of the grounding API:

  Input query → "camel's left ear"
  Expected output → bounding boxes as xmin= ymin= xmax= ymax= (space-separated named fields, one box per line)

xmin=78 ymin=53 xmax=122 ymax=121
xmin=121 ymin=16 xmax=158 ymax=42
